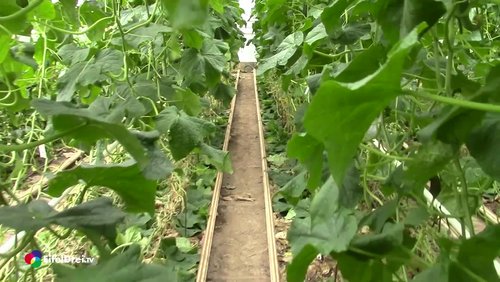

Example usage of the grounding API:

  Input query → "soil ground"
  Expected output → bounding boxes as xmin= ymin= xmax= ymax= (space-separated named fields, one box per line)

xmin=207 ymin=71 xmax=271 ymax=281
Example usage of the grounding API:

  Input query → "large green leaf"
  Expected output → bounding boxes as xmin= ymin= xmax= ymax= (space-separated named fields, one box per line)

xmin=304 ymin=23 xmax=327 ymax=45
xmin=451 ymin=224 xmax=500 ymax=282
xmin=53 ymin=245 xmax=189 ymax=282
xmin=413 ymin=225 xmax=500 ymax=282
xmin=180 ymin=40 xmax=226 ymax=87
xmin=155 ymin=107 xmax=216 ymax=160
xmin=113 ymin=23 xmax=173 ymax=49
xmin=49 ymin=198 xmax=126 ymax=229
xmin=330 ymin=23 xmax=371 ymax=45
xmin=303 ymin=27 xmax=421 ymax=185
xmin=57 ymin=44 xmax=91 ymax=65
xmin=32 ymin=100 xmax=149 ymax=168
xmin=287 ymin=133 xmax=324 ymax=189
xmin=0 ymin=200 xmax=55 ymax=231
xmin=377 ymin=0 xmax=445 ymax=45
xmin=200 ymin=143 xmax=233 ymax=173
xmin=287 ymin=245 xmax=318 ymax=282
xmin=210 ymin=82 xmax=235 ymax=106
xmin=0 ymin=0 xmax=29 ymax=34
xmin=279 ymin=171 xmax=308 ymax=205
xmin=0 ymin=198 xmax=125 ymax=232
xmin=47 ymin=163 xmax=157 ymax=214
xmin=162 ymin=0 xmax=209 ymax=29
xmin=288 ymin=177 xmax=358 ymax=255
xmin=320 ymin=0 xmax=350 ymax=35
xmin=386 ymin=140 xmax=455 ymax=195
xmin=257 ymin=32 xmax=304 ymax=76
xmin=59 ymin=0 xmax=79 ymax=26
xmin=172 ymin=87 xmax=202 ymax=116
xmin=467 ymin=113 xmax=500 ymax=181
xmin=56 ymin=49 xmax=124 ymax=101
xmin=335 ymin=253 xmax=393 ymax=282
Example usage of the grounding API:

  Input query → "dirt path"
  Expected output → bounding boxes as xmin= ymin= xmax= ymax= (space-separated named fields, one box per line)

xmin=206 ymin=70 xmax=272 ymax=281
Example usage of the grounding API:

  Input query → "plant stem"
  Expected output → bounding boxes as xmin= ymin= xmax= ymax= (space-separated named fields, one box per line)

xmin=454 ymin=158 xmax=475 ymax=236
xmin=38 ymin=16 xmax=114 ymax=35
xmin=409 ymin=91 xmax=500 ymax=113
xmin=360 ymin=143 xmax=412 ymax=161
xmin=0 ymin=0 xmax=44 ymax=22
xmin=444 ymin=5 xmax=458 ymax=96
xmin=0 ymin=125 xmax=85 ymax=152
xmin=313 ymin=49 xmax=363 ymax=59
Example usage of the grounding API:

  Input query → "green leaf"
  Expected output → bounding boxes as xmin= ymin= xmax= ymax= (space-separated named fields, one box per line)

xmin=0 ymin=35 xmax=10 ymax=63
xmin=351 ymin=223 xmax=405 ymax=255
xmin=29 ymin=0 xmax=55 ymax=20
xmin=360 ymin=199 xmax=398 ymax=233
xmin=335 ymin=253 xmax=393 ymax=282
xmin=287 ymin=244 xmax=319 ymax=282
xmin=303 ymin=27 xmax=421 ymax=185
xmin=57 ymin=44 xmax=90 ymax=65
xmin=305 ymin=23 xmax=327 ymax=45
xmin=210 ymin=82 xmax=235 ymax=106
xmin=0 ymin=198 xmax=125 ymax=232
xmin=387 ymin=140 xmax=455 ymax=195
xmin=162 ymin=0 xmax=209 ymax=29
xmin=288 ymin=177 xmax=358 ymax=255
xmin=53 ymin=245 xmax=187 ymax=282
xmin=209 ymin=0 xmax=224 ymax=13
xmin=279 ymin=171 xmax=308 ymax=205
xmin=156 ymin=107 xmax=216 ymax=160
xmin=155 ymin=106 xmax=178 ymax=133
xmin=0 ymin=0 xmax=29 ymax=33
xmin=451 ymin=224 xmax=500 ymax=282
xmin=79 ymin=1 xmax=112 ymax=41
xmin=330 ymin=23 xmax=371 ymax=45
xmin=180 ymin=41 xmax=226 ymax=87
xmin=399 ymin=0 xmax=445 ymax=37
xmin=257 ymin=32 xmax=304 ymax=76
xmin=467 ymin=113 xmax=500 ymax=181
xmin=115 ymin=24 xmax=173 ymax=49
xmin=377 ymin=0 xmax=445 ymax=45
xmin=59 ymin=0 xmax=80 ymax=26
xmin=169 ymin=114 xmax=215 ymax=160
xmin=173 ymin=87 xmax=202 ymax=116
xmin=413 ymin=225 xmax=500 ymax=282
xmin=339 ymin=164 xmax=363 ymax=209
xmin=49 ymin=197 xmax=126 ymax=229
xmin=135 ymin=131 xmax=174 ymax=180
xmin=0 ymin=200 xmax=54 ymax=231
xmin=57 ymin=49 xmax=124 ymax=101
xmin=404 ymin=206 xmax=430 ymax=226
xmin=159 ymin=237 xmax=199 ymax=273
xmin=200 ymin=143 xmax=233 ymax=173
xmin=175 ymin=237 xmax=193 ymax=253
xmin=412 ymin=261 xmax=450 ymax=282
xmin=47 ymin=163 xmax=157 ymax=214
xmin=287 ymin=133 xmax=324 ymax=189
xmin=181 ymin=29 xmax=205 ymax=49
xmin=32 ymin=100 xmax=149 ymax=168
xmin=320 ymin=0 xmax=350 ymax=35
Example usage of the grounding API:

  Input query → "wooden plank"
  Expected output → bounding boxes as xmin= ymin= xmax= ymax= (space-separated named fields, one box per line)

xmin=253 ymin=70 xmax=280 ymax=282
xmin=196 ymin=70 xmax=240 ymax=282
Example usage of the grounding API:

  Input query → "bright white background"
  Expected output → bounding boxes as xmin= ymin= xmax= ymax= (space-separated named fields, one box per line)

xmin=238 ymin=0 xmax=257 ymax=62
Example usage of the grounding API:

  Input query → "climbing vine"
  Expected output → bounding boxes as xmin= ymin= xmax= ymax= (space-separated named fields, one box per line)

xmin=254 ymin=0 xmax=500 ymax=281
xmin=0 ymin=0 xmax=243 ymax=280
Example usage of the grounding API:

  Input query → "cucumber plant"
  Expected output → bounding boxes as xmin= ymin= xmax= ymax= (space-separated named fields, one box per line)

xmin=254 ymin=0 xmax=500 ymax=281
xmin=0 ymin=0 xmax=243 ymax=280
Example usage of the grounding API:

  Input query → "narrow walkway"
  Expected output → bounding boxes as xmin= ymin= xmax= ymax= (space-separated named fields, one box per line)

xmin=206 ymin=69 xmax=271 ymax=281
